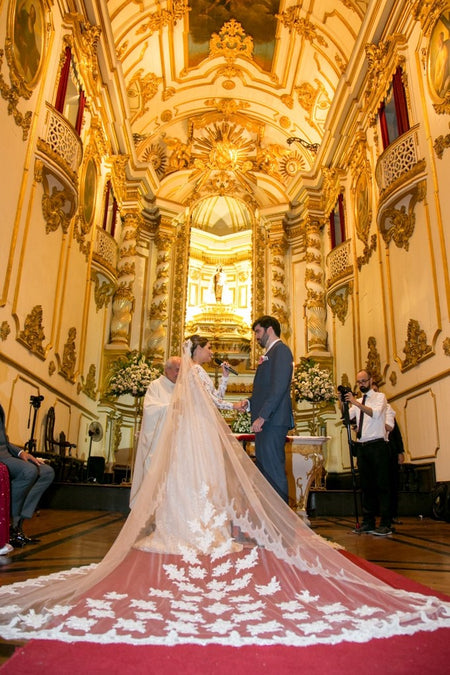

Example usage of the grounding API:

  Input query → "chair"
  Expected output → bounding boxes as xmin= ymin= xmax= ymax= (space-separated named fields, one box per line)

xmin=44 ymin=407 xmax=76 ymax=456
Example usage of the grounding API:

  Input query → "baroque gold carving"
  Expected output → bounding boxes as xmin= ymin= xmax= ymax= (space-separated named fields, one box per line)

xmin=60 ymin=327 xmax=77 ymax=381
xmin=379 ymin=181 xmax=426 ymax=250
xmin=365 ymin=337 xmax=382 ymax=385
xmin=209 ymin=19 xmax=254 ymax=66
xmin=0 ymin=321 xmax=11 ymax=341
xmin=327 ymin=284 xmax=352 ymax=325
xmin=434 ymin=132 xmax=450 ymax=157
xmin=411 ymin=0 xmax=448 ymax=36
xmin=80 ymin=364 xmax=97 ymax=400
xmin=128 ymin=70 xmax=163 ymax=122
xmin=443 ymin=337 xmax=450 ymax=355
xmin=0 ymin=48 xmax=32 ymax=139
xmin=93 ymin=273 xmax=115 ymax=311
xmin=18 ymin=305 xmax=45 ymax=357
xmin=277 ymin=6 xmax=328 ymax=48
xmin=402 ymin=319 xmax=433 ymax=369
xmin=357 ymin=233 xmax=377 ymax=270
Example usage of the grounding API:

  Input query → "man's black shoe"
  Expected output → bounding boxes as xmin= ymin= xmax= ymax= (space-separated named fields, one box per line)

xmin=9 ymin=528 xmax=41 ymax=546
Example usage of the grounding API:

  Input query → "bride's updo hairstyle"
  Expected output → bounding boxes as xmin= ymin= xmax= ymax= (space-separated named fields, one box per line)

xmin=188 ymin=334 xmax=208 ymax=357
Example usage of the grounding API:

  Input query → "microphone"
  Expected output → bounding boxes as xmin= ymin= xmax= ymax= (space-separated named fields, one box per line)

xmin=214 ymin=358 xmax=238 ymax=376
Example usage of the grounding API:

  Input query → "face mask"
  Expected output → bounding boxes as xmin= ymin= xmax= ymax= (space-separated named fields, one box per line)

xmin=359 ymin=385 xmax=370 ymax=394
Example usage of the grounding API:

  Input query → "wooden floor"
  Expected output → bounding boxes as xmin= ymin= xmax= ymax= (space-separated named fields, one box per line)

xmin=1 ymin=509 xmax=449 ymax=664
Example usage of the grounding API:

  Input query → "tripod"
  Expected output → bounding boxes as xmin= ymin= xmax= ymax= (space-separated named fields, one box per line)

xmin=339 ymin=389 xmax=360 ymax=530
xmin=24 ymin=395 xmax=44 ymax=454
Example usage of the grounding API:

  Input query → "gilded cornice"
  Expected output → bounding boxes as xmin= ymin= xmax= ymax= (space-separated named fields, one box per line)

xmin=110 ymin=155 xmax=130 ymax=205
xmin=62 ymin=15 xmax=102 ymax=97
xmin=410 ymin=0 xmax=448 ymax=36
xmin=364 ymin=36 xmax=407 ymax=124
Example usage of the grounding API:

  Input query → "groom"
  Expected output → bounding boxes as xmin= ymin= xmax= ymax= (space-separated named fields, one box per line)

xmin=245 ymin=315 xmax=294 ymax=502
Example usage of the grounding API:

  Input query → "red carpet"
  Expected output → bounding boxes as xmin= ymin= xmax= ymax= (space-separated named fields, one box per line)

xmin=2 ymin=554 xmax=449 ymax=674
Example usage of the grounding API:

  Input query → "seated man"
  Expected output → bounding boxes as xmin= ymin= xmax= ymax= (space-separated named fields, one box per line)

xmin=0 ymin=402 xmax=55 ymax=547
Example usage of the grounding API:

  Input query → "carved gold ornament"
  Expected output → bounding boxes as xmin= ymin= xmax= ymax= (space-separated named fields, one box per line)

xmin=80 ymin=364 xmax=97 ymax=400
xmin=402 ymin=319 xmax=433 ymax=369
xmin=141 ymin=144 xmax=167 ymax=177
xmin=443 ymin=337 xmax=450 ymax=355
xmin=0 ymin=321 xmax=11 ymax=341
xmin=60 ymin=327 xmax=77 ymax=381
xmin=209 ymin=19 xmax=254 ymax=66
xmin=434 ymin=130 xmax=450 ymax=157
xmin=18 ymin=305 xmax=46 ymax=357
xmin=379 ymin=182 xmax=426 ymax=251
xmin=327 ymin=285 xmax=352 ymax=325
xmin=365 ymin=337 xmax=382 ymax=386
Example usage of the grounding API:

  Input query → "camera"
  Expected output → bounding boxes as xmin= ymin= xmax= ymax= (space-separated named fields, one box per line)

xmin=30 ymin=395 xmax=44 ymax=407
xmin=337 ymin=385 xmax=353 ymax=396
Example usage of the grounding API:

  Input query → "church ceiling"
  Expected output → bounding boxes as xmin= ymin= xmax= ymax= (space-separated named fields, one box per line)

xmin=98 ymin=0 xmax=370 ymax=220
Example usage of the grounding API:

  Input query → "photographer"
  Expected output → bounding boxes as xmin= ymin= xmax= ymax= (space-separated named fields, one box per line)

xmin=339 ymin=370 xmax=391 ymax=536
xmin=0 ymin=402 xmax=54 ymax=547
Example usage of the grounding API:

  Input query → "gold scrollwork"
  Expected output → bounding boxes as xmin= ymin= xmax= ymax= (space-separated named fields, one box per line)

xmin=79 ymin=364 xmax=97 ymax=400
xmin=402 ymin=318 xmax=433 ymax=369
xmin=356 ymin=233 xmax=377 ymax=270
xmin=443 ymin=336 xmax=450 ymax=355
xmin=60 ymin=327 xmax=77 ymax=381
xmin=327 ymin=284 xmax=352 ymax=325
xmin=18 ymin=305 xmax=46 ymax=357
xmin=434 ymin=131 xmax=450 ymax=157
xmin=379 ymin=181 xmax=426 ymax=251
xmin=365 ymin=336 xmax=382 ymax=385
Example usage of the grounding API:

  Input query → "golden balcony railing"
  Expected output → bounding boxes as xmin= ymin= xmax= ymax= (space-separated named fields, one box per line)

xmin=41 ymin=103 xmax=83 ymax=174
xmin=375 ymin=124 xmax=422 ymax=193
xmin=92 ymin=227 xmax=118 ymax=277
xmin=326 ymin=239 xmax=353 ymax=288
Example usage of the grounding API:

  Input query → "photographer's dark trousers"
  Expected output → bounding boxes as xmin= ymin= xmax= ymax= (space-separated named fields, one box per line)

xmin=356 ymin=439 xmax=391 ymax=528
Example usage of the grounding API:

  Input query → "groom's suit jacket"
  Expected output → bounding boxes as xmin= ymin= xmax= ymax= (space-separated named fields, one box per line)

xmin=249 ymin=341 xmax=294 ymax=428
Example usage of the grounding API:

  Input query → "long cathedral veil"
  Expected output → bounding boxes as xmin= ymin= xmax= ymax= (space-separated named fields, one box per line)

xmin=0 ymin=341 xmax=449 ymax=645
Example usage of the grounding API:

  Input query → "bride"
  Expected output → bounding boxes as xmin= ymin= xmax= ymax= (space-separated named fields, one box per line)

xmin=0 ymin=339 xmax=449 ymax=646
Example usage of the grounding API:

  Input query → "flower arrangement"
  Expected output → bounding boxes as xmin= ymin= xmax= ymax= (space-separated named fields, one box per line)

xmin=292 ymin=358 xmax=336 ymax=404
xmin=107 ymin=351 xmax=161 ymax=398
xmin=231 ymin=411 xmax=252 ymax=434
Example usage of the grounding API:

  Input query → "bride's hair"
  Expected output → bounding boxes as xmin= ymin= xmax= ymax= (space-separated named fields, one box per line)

xmin=187 ymin=334 xmax=208 ymax=357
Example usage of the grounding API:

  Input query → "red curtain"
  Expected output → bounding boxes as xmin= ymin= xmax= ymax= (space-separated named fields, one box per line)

xmin=330 ymin=210 xmax=336 ymax=249
xmin=102 ymin=181 xmax=111 ymax=231
xmin=378 ymin=101 xmax=390 ymax=149
xmin=55 ymin=46 xmax=71 ymax=113
xmin=75 ymin=89 xmax=86 ymax=135
xmin=337 ymin=193 xmax=346 ymax=243
xmin=393 ymin=66 xmax=409 ymax=136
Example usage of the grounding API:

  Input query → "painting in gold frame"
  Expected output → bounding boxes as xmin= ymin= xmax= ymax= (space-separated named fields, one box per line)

xmin=8 ymin=0 xmax=46 ymax=89
xmin=427 ymin=8 xmax=450 ymax=102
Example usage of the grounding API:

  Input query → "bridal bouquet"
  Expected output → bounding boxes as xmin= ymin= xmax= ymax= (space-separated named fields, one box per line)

xmin=292 ymin=358 xmax=336 ymax=403
xmin=231 ymin=411 xmax=252 ymax=433
xmin=107 ymin=351 xmax=161 ymax=397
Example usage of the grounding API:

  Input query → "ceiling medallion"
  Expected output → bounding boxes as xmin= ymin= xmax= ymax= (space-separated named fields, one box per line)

xmin=141 ymin=144 xmax=167 ymax=177
xmin=193 ymin=122 xmax=254 ymax=174
xmin=280 ymin=152 xmax=305 ymax=178
xmin=222 ymin=80 xmax=236 ymax=89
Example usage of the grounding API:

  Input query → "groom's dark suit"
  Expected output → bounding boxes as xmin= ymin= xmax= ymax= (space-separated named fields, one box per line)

xmin=0 ymin=403 xmax=54 ymax=528
xmin=248 ymin=341 xmax=294 ymax=502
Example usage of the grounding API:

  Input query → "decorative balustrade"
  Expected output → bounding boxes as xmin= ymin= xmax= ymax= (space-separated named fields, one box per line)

xmin=93 ymin=227 xmax=118 ymax=273
xmin=326 ymin=239 xmax=352 ymax=287
xmin=376 ymin=125 xmax=421 ymax=192
xmin=43 ymin=103 xmax=83 ymax=173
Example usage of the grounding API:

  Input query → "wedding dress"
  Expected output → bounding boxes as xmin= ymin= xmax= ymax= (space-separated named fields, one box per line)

xmin=0 ymin=341 xmax=449 ymax=646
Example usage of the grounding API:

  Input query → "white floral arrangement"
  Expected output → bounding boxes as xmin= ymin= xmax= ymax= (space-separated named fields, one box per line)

xmin=107 ymin=351 xmax=161 ymax=397
xmin=292 ymin=358 xmax=336 ymax=404
xmin=231 ymin=411 xmax=252 ymax=433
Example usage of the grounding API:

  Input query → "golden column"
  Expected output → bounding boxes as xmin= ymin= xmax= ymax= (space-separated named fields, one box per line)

xmin=305 ymin=218 xmax=328 ymax=354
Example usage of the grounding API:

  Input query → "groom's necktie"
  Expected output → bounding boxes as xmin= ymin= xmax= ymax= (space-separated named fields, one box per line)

xmin=356 ymin=395 xmax=367 ymax=439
